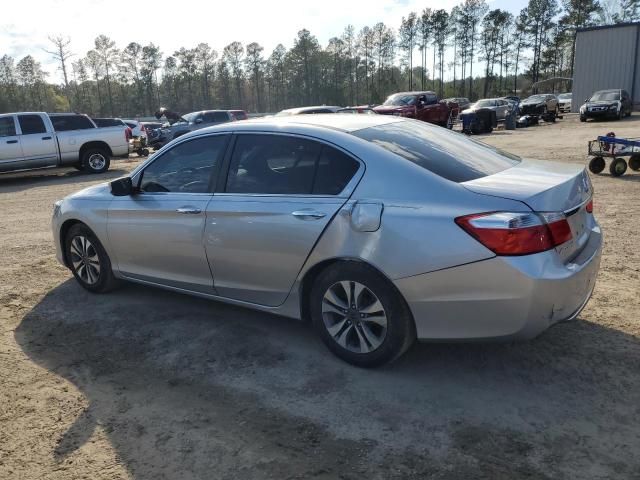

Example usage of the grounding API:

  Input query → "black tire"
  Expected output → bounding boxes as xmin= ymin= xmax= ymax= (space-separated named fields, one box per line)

xmin=618 ymin=108 xmax=624 ymax=121
xmin=629 ymin=155 xmax=640 ymax=171
xmin=81 ymin=148 xmax=111 ymax=174
xmin=142 ymin=148 xmax=150 ymax=156
xmin=580 ymin=116 xmax=587 ymax=122
xmin=609 ymin=157 xmax=627 ymax=177
xmin=65 ymin=223 xmax=118 ymax=293
xmin=310 ymin=262 xmax=416 ymax=368
xmin=589 ymin=156 xmax=606 ymax=174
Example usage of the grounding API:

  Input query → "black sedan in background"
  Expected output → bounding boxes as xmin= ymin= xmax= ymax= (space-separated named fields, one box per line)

xmin=580 ymin=89 xmax=633 ymax=121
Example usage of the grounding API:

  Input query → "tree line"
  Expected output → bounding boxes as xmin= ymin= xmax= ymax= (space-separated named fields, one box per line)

xmin=0 ymin=0 xmax=638 ymax=117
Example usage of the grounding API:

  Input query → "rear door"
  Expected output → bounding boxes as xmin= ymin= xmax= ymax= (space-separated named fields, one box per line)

xmin=205 ymin=133 xmax=362 ymax=306
xmin=17 ymin=114 xmax=57 ymax=168
xmin=0 ymin=115 xmax=23 ymax=171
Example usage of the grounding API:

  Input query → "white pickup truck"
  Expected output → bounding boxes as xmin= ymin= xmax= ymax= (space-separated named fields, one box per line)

xmin=0 ymin=112 xmax=129 ymax=174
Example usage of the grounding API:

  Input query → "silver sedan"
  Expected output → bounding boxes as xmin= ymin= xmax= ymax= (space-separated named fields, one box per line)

xmin=52 ymin=115 xmax=602 ymax=367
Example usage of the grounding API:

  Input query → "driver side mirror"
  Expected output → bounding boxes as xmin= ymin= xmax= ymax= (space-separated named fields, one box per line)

xmin=110 ymin=177 xmax=133 ymax=196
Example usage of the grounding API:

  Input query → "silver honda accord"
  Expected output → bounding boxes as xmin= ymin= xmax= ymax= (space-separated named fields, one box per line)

xmin=52 ymin=115 xmax=602 ymax=367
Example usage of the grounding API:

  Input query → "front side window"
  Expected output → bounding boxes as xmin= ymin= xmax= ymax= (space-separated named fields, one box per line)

xmin=225 ymin=135 xmax=360 ymax=195
xmin=0 ymin=117 xmax=16 ymax=137
xmin=18 ymin=115 xmax=47 ymax=135
xmin=383 ymin=94 xmax=417 ymax=106
xmin=426 ymin=93 xmax=438 ymax=104
xmin=139 ymin=135 xmax=227 ymax=193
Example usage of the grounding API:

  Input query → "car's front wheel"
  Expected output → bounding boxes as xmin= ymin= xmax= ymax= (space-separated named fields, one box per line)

xmin=65 ymin=223 xmax=118 ymax=293
xmin=310 ymin=262 xmax=415 ymax=367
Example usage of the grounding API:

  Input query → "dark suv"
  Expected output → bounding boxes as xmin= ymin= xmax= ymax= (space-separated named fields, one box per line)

xmin=580 ymin=89 xmax=633 ymax=121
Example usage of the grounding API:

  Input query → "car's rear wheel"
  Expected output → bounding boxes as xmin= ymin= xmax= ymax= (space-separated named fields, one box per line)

xmin=81 ymin=148 xmax=111 ymax=174
xmin=65 ymin=224 xmax=118 ymax=293
xmin=629 ymin=155 xmax=640 ymax=171
xmin=609 ymin=157 xmax=627 ymax=177
xmin=618 ymin=108 xmax=625 ymax=120
xmin=310 ymin=262 xmax=415 ymax=367
xmin=580 ymin=116 xmax=587 ymax=122
xmin=589 ymin=156 xmax=606 ymax=174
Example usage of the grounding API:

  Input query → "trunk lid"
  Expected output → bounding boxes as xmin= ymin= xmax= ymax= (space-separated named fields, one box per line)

xmin=463 ymin=159 xmax=593 ymax=262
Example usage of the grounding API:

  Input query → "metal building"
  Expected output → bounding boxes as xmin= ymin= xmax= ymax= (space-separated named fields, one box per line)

xmin=572 ymin=22 xmax=640 ymax=112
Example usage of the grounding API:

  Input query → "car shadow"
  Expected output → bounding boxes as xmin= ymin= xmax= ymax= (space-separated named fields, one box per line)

xmin=0 ymin=161 xmax=139 ymax=194
xmin=14 ymin=279 xmax=640 ymax=478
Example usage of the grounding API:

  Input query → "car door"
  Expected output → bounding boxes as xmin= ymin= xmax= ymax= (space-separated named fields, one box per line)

xmin=0 ymin=115 xmax=23 ymax=172
xmin=205 ymin=133 xmax=362 ymax=306
xmin=107 ymin=133 xmax=229 ymax=293
xmin=16 ymin=114 xmax=58 ymax=169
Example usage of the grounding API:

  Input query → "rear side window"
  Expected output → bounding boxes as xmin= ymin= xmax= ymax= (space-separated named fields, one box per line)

xmin=226 ymin=135 xmax=359 ymax=195
xmin=313 ymin=147 xmax=360 ymax=195
xmin=125 ymin=122 xmax=137 ymax=129
xmin=227 ymin=135 xmax=320 ymax=194
xmin=18 ymin=115 xmax=47 ymax=135
xmin=232 ymin=111 xmax=248 ymax=120
xmin=52 ymin=115 xmax=95 ymax=131
xmin=0 ymin=117 xmax=16 ymax=137
xmin=426 ymin=93 xmax=438 ymax=104
xmin=353 ymin=120 xmax=520 ymax=183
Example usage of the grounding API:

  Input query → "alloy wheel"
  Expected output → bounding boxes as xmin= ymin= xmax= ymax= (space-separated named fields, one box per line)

xmin=70 ymin=235 xmax=101 ymax=285
xmin=321 ymin=281 xmax=387 ymax=353
xmin=87 ymin=153 xmax=106 ymax=171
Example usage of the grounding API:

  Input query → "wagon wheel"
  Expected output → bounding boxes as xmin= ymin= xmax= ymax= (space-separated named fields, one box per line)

xmin=588 ymin=156 xmax=605 ymax=174
xmin=609 ymin=157 xmax=627 ymax=177
xmin=629 ymin=154 xmax=640 ymax=171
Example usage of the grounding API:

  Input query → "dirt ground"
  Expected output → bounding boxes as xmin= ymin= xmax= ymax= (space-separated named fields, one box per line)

xmin=1 ymin=114 xmax=639 ymax=480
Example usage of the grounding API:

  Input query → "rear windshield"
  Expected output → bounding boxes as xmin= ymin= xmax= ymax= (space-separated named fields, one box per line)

xmin=352 ymin=120 xmax=520 ymax=183
xmin=590 ymin=91 xmax=620 ymax=101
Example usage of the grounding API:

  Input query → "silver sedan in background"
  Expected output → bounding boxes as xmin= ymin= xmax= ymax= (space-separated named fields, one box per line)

xmin=52 ymin=115 xmax=602 ymax=367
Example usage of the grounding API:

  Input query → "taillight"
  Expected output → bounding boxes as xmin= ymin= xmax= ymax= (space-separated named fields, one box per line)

xmin=585 ymin=199 xmax=593 ymax=213
xmin=455 ymin=211 xmax=573 ymax=256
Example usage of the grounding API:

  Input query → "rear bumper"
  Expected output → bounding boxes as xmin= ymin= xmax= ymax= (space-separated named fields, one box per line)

xmin=395 ymin=225 xmax=602 ymax=341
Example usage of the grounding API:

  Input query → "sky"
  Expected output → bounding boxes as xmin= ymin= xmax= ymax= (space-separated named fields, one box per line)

xmin=1 ymin=0 xmax=528 ymax=83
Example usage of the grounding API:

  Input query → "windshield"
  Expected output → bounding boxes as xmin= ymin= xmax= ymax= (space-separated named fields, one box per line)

xmin=524 ymin=95 xmax=546 ymax=103
xmin=473 ymin=100 xmax=495 ymax=108
xmin=352 ymin=120 xmax=520 ymax=183
xmin=590 ymin=91 xmax=620 ymax=102
xmin=383 ymin=94 xmax=417 ymax=106
xmin=558 ymin=93 xmax=572 ymax=100
xmin=179 ymin=112 xmax=200 ymax=123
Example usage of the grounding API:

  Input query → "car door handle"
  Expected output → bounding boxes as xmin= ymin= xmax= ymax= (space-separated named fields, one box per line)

xmin=6 ymin=140 xmax=17 ymax=144
xmin=292 ymin=210 xmax=326 ymax=220
xmin=42 ymin=136 xmax=52 ymax=140
xmin=176 ymin=207 xmax=202 ymax=214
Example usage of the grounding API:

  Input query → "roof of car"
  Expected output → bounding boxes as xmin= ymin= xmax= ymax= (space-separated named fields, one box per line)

xmin=278 ymin=106 xmax=342 ymax=114
xmin=197 ymin=113 xmax=403 ymax=134
xmin=389 ymin=91 xmax=437 ymax=96
xmin=594 ymin=89 xmax=621 ymax=93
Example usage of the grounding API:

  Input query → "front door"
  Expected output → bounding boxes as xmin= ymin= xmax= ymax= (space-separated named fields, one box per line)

xmin=108 ymin=134 xmax=229 ymax=293
xmin=205 ymin=133 xmax=362 ymax=306
xmin=16 ymin=114 xmax=57 ymax=168
xmin=0 ymin=115 xmax=23 ymax=172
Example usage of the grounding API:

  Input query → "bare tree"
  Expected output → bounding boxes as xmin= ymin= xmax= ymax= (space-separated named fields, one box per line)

xmin=45 ymin=36 xmax=74 ymax=107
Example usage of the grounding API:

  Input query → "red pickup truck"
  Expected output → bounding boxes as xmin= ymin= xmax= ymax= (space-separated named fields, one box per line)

xmin=374 ymin=91 xmax=459 ymax=128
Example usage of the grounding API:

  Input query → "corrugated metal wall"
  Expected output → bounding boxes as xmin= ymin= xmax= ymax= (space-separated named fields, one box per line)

xmin=572 ymin=24 xmax=640 ymax=112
